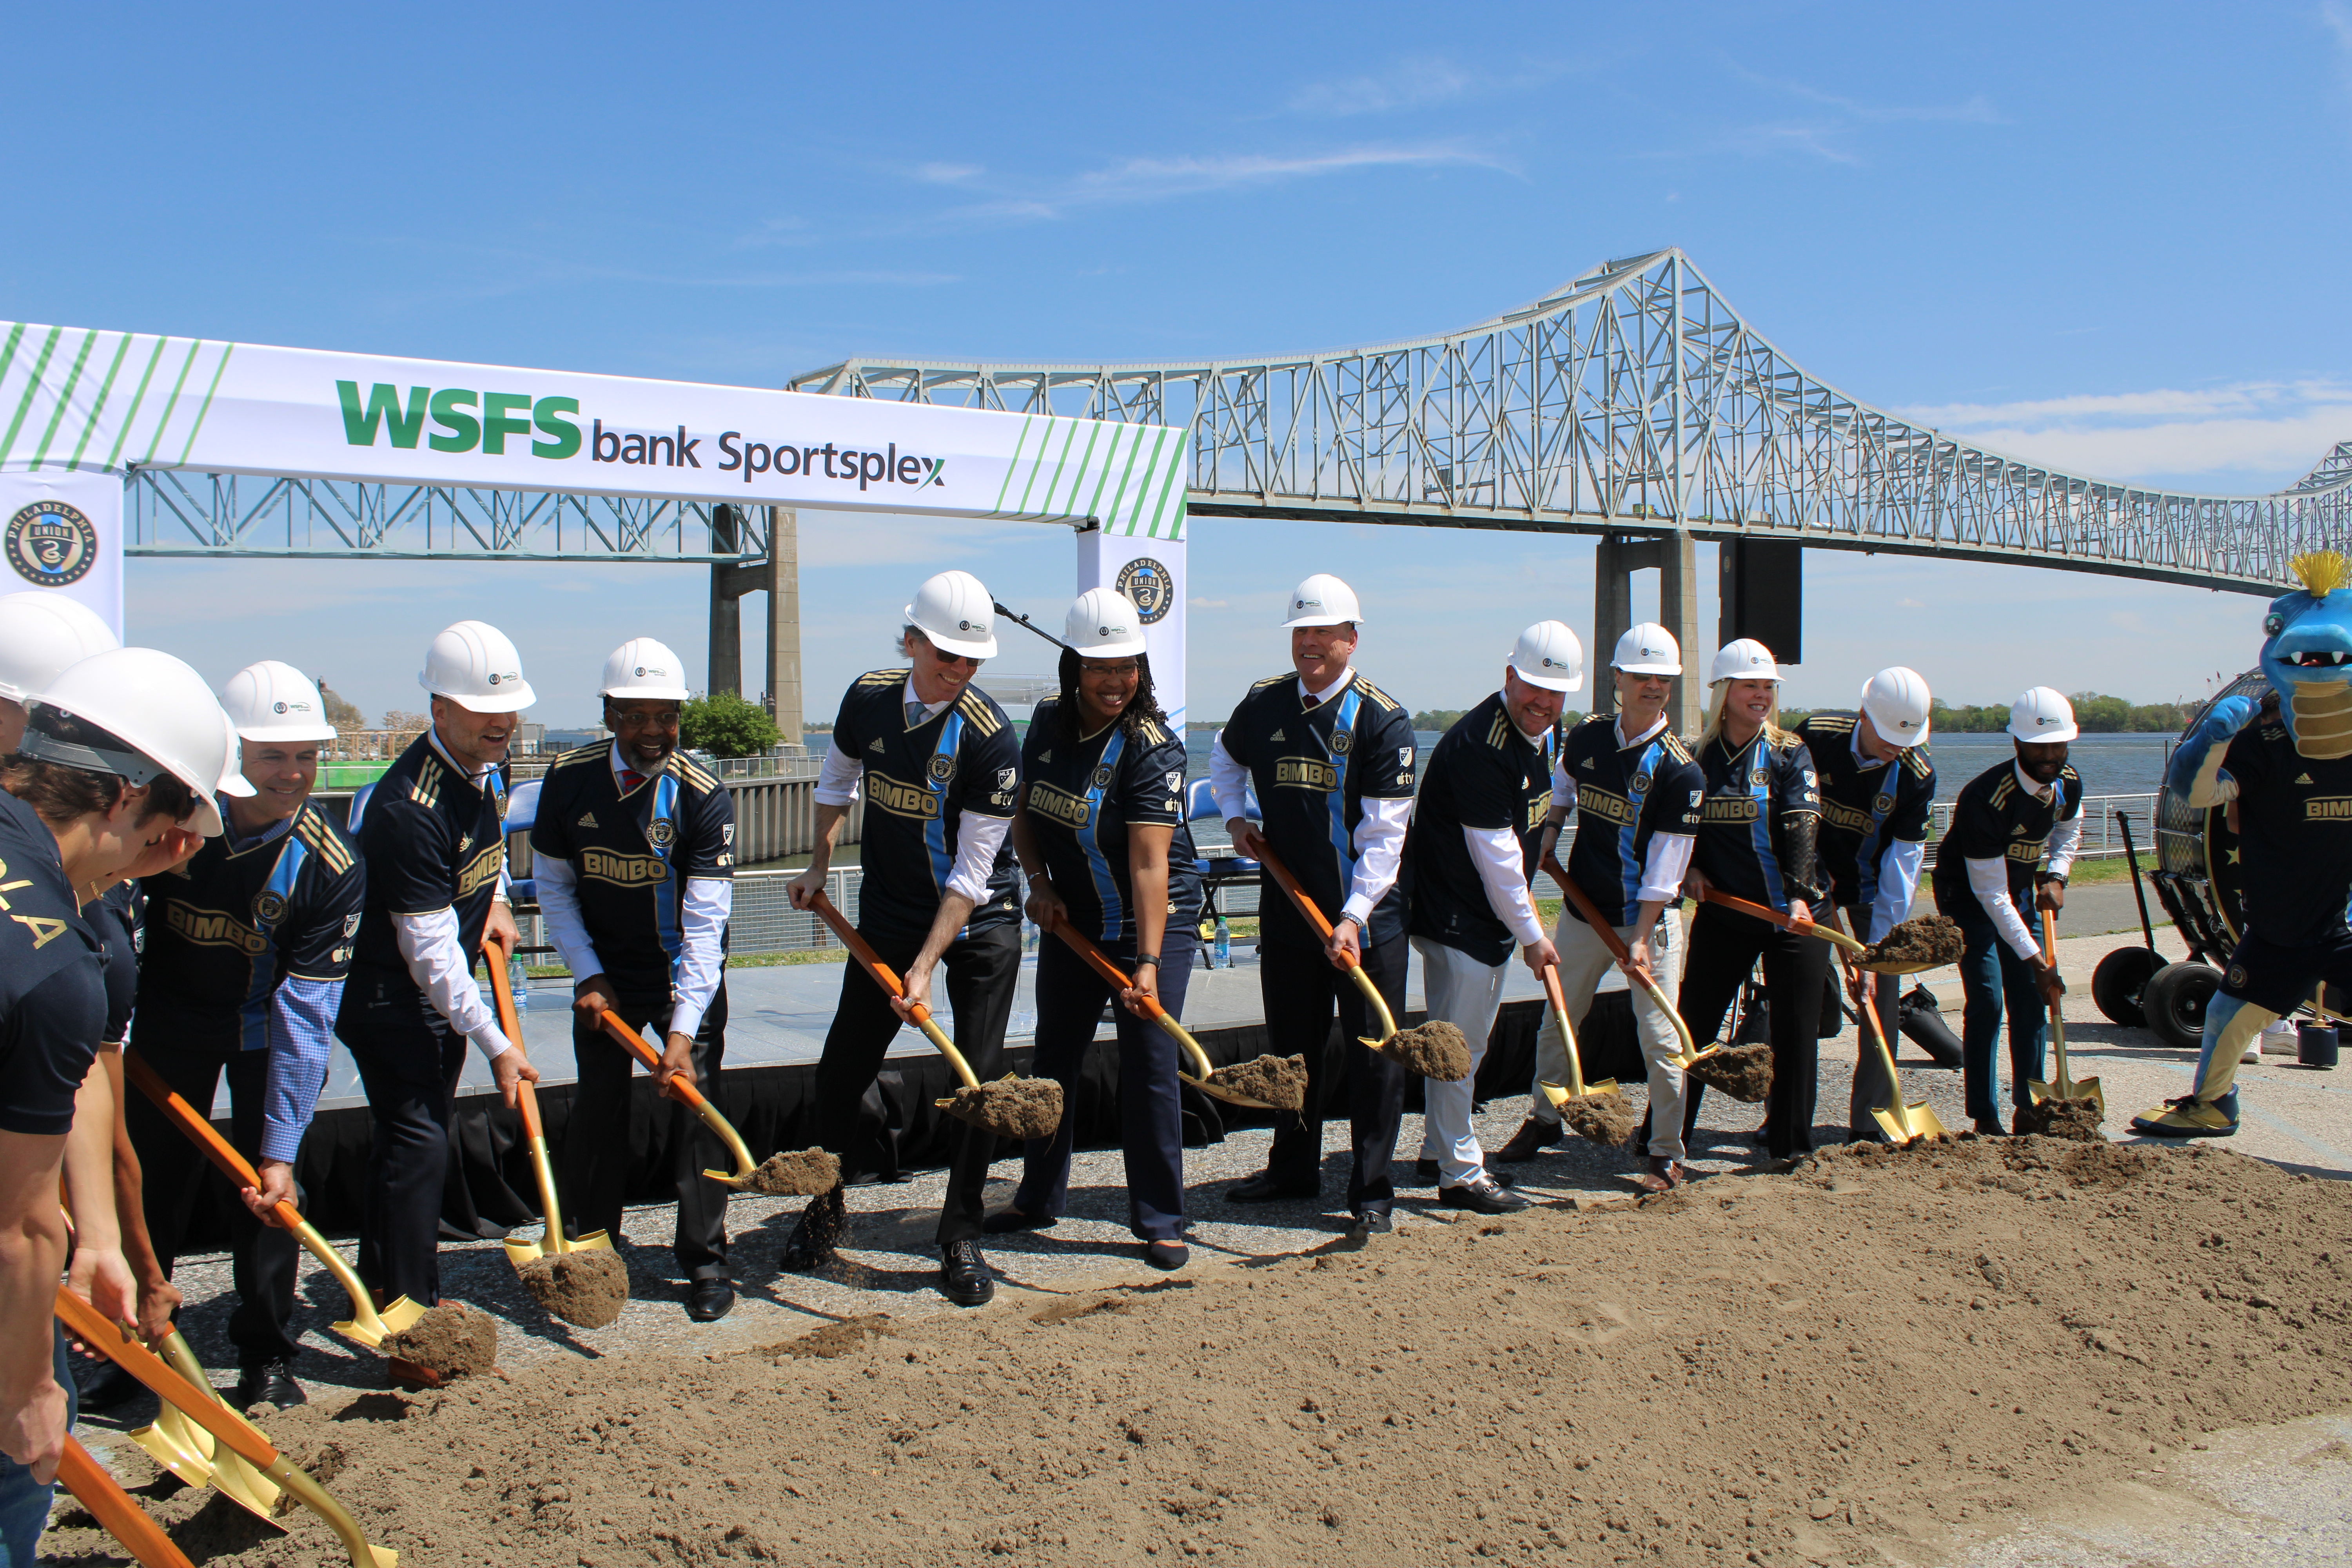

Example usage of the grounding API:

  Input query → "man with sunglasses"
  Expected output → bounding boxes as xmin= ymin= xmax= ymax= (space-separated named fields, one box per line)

xmin=785 ymin=570 xmax=1023 ymax=1307
xmin=531 ymin=638 xmax=738 ymax=1321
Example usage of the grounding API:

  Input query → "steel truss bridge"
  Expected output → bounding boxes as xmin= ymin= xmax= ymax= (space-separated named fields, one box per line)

xmin=788 ymin=249 xmax=2350 ymax=595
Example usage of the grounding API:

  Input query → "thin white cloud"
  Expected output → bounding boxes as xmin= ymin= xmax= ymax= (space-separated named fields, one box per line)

xmin=1288 ymin=58 xmax=1477 ymax=117
xmin=1890 ymin=378 xmax=2352 ymax=487
xmin=933 ymin=143 xmax=1508 ymax=227
xmin=915 ymin=162 xmax=983 ymax=184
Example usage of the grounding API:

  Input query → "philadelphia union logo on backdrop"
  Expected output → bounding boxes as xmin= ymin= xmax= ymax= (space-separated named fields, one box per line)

xmin=4 ymin=501 xmax=99 ymax=588
xmin=1114 ymin=557 xmax=1174 ymax=625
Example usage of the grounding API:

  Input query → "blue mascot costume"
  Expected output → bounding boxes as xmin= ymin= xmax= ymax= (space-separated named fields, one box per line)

xmin=2134 ymin=550 xmax=2352 ymax=1136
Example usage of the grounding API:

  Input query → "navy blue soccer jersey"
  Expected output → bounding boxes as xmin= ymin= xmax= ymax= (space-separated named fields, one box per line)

xmin=830 ymin=671 xmax=1022 ymax=945
xmin=1691 ymin=729 xmax=1821 ymax=913
xmin=0 ymin=791 xmax=105 ymax=1136
xmin=530 ymin=744 xmax=735 ymax=1003
xmin=1558 ymin=715 xmax=1706 ymax=927
xmin=92 ymin=880 xmax=140 ymax=1046
xmin=138 ymin=800 xmax=363 ymax=1053
xmin=2217 ymin=713 xmax=2352 ymax=946
xmin=1019 ymin=701 xmax=1202 ymax=942
xmin=347 ymin=733 xmax=508 ymax=991
xmin=1929 ymin=759 xmax=2085 ymax=906
xmin=1216 ymin=670 xmax=1417 ymax=950
xmin=1404 ymin=693 xmax=1555 ymax=966
xmin=1794 ymin=712 xmax=1935 ymax=909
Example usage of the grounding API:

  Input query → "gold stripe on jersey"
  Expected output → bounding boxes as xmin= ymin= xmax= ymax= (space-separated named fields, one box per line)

xmin=1809 ymin=715 xmax=1858 ymax=735
xmin=673 ymin=755 xmax=720 ymax=793
xmin=547 ymin=743 xmax=608 ymax=772
xmin=1901 ymin=748 xmax=1932 ymax=780
xmin=410 ymin=754 xmax=444 ymax=810
xmin=1136 ymin=717 xmax=1171 ymax=746
xmin=293 ymin=807 xmax=354 ymax=875
xmin=1988 ymin=774 xmax=2016 ymax=809
xmin=1657 ymin=732 xmax=1695 ymax=764
xmin=1486 ymin=709 xmax=1512 ymax=750
xmin=1249 ymin=672 xmax=1292 ymax=691
xmin=1352 ymin=678 xmax=1402 ymax=713
xmin=955 ymin=690 xmax=1005 ymax=735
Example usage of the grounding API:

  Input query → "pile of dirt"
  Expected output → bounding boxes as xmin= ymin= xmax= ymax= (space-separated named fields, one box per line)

xmin=1382 ymin=1021 xmax=1472 ymax=1080
xmin=1865 ymin=913 xmax=1964 ymax=968
xmin=516 ymin=1249 xmax=630 ymax=1328
xmin=1684 ymin=1041 xmax=1773 ymax=1101
xmin=1557 ymin=1086 xmax=1639 ymax=1146
xmin=2013 ymin=1096 xmax=2106 ymax=1142
xmin=1209 ymin=1053 xmax=1308 ymax=1110
xmin=65 ymin=1137 xmax=2352 ymax=1568
xmin=379 ymin=1301 xmax=497 ymax=1380
xmin=946 ymin=1076 xmax=1063 ymax=1139
xmin=744 ymin=1147 xmax=842 ymax=1195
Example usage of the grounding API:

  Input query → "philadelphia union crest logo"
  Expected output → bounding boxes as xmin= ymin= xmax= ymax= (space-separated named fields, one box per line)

xmin=1114 ymin=557 xmax=1174 ymax=625
xmin=4 ymin=501 xmax=99 ymax=588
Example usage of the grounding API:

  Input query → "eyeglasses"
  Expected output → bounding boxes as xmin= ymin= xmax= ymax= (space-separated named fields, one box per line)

xmin=612 ymin=709 xmax=681 ymax=730
xmin=1079 ymin=661 xmax=1140 ymax=678
xmin=922 ymin=644 xmax=982 ymax=668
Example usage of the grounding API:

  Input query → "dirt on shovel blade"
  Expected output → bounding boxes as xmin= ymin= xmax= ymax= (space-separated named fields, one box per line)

xmin=1209 ymin=1054 xmax=1308 ymax=1110
xmin=2014 ymin=1096 xmax=2106 ymax=1142
xmin=1865 ymin=914 xmax=1964 ymax=967
xmin=1382 ymin=1022 xmax=1472 ymax=1081
xmin=381 ymin=1301 xmax=499 ymax=1380
xmin=1685 ymin=1041 xmax=1773 ymax=1102
xmin=744 ymin=1147 xmax=842 ymax=1195
xmin=517 ymin=1249 xmax=629 ymax=1329
xmin=1560 ymin=1087 xmax=1639 ymax=1147
xmin=947 ymin=1077 xmax=1063 ymax=1140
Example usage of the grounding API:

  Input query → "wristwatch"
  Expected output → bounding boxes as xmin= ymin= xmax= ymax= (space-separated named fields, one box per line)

xmin=1133 ymin=953 xmax=1161 ymax=969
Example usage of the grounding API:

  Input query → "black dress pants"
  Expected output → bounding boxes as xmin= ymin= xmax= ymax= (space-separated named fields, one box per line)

xmin=810 ymin=922 xmax=1020 ymax=1247
xmin=1676 ymin=902 xmax=1831 ymax=1160
xmin=339 ymin=974 xmax=470 ymax=1308
xmin=562 ymin=985 xmax=731 ymax=1279
xmin=122 ymin=1036 xmax=302 ymax=1366
xmin=1259 ymin=929 xmax=1409 ymax=1214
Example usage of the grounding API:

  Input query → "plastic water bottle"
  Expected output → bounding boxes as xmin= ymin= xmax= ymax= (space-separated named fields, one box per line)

xmin=508 ymin=952 xmax=529 ymax=1013
xmin=1213 ymin=913 xmax=1231 ymax=969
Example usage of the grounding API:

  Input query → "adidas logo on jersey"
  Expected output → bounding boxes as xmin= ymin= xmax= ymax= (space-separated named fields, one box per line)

xmin=1038 ymin=750 xmax=1052 ymax=764
xmin=2298 ymin=772 xmax=2316 ymax=785
xmin=867 ymin=737 xmax=884 ymax=754
xmin=1269 ymin=728 xmax=1285 ymax=742
xmin=577 ymin=812 xmax=598 ymax=828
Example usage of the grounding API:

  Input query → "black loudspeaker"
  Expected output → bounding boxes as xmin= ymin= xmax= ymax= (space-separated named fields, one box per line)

xmin=1719 ymin=538 xmax=1803 ymax=665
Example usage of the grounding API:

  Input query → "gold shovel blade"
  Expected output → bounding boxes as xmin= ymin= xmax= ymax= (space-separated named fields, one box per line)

xmin=2025 ymin=1075 xmax=2053 ymax=1106
xmin=1536 ymin=1077 xmax=1617 ymax=1108
xmin=132 ymin=1406 xmax=285 ymax=1526
xmin=1176 ymin=1071 xmax=1276 ymax=1110
xmin=328 ymin=1291 xmax=423 ymax=1349
xmin=1870 ymin=1101 xmax=1947 ymax=1145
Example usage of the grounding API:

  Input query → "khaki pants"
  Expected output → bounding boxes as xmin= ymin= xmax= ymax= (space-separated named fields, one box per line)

xmin=1410 ymin=937 xmax=1510 ymax=1187
xmin=1530 ymin=907 xmax=1689 ymax=1162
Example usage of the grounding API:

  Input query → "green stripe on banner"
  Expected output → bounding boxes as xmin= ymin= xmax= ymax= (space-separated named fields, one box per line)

xmin=1016 ymin=418 xmax=1074 ymax=520
xmin=107 ymin=338 xmax=170 ymax=470
xmin=990 ymin=415 xmax=1036 ymax=516
xmin=178 ymin=343 xmax=234 ymax=465
xmin=1105 ymin=422 xmax=1147 ymax=535
xmin=29 ymin=330 xmax=98 ymax=470
xmin=1167 ymin=498 xmax=1189 ymax=544
xmin=1143 ymin=429 xmax=1187 ymax=539
xmin=1082 ymin=424 xmax=1128 ymax=523
xmin=0 ymin=326 xmax=25 ymax=414
xmin=69 ymin=333 xmax=134 ymax=471
xmin=0 ymin=326 xmax=64 ymax=467
xmin=142 ymin=339 xmax=205 ymax=465
xmin=1123 ymin=427 xmax=1170 ymax=535
xmin=1054 ymin=418 xmax=1103 ymax=521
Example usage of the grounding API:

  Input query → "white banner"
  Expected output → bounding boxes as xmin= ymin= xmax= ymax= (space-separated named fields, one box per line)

xmin=0 ymin=321 xmax=1189 ymax=539
xmin=1078 ymin=525 xmax=1186 ymax=730
xmin=0 ymin=468 xmax=123 ymax=637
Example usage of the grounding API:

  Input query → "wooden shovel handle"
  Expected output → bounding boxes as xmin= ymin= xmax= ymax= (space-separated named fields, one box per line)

xmin=122 ymin=1054 xmax=305 ymax=1236
xmin=1254 ymin=844 xmax=1355 ymax=965
xmin=59 ymin=1435 xmax=194 ymax=1568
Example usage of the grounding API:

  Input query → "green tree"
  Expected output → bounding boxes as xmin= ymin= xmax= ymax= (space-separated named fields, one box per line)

xmin=1412 ymin=709 xmax=1467 ymax=732
xmin=682 ymin=691 xmax=781 ymax=758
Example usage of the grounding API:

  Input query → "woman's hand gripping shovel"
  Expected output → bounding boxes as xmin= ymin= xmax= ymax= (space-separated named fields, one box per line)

xmin=122 ymin=1053 xmax=421 ymax=1351
xmin=1821 ymin=907 xmax=1945 ymax=1145
xmin=2024 ymin=906 xmax=2105 ymax=1125
xmin=486 ymin=947 xmax=627 ymax=1329
xmin=808 ymin=891 xmax=1063 ymax=1139
xmin=1534 ymin=964 xmax=1638 ymax=1147
xmin=588 ymin=1009 xmax=841 ymax=1195
xmin=56 ymin=1287 xmax=398 ymax=1567
xmin=1539 ymin=857 xmax=1710 ymax=1071
xmin=1700 ymin=888 xmax=1960 ymax=976
xmin=1253 ymin=844 xmax=1473 ymax=1082
xmin=1042 ymin=915 xmax=1307 ymax=1111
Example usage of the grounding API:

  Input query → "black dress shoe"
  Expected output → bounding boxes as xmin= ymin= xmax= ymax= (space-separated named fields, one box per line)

xmin=1415 ymin=1158 xmax=1440 ymax=1184
xmin=781 ymin=1186 xmax=847 ymax=1273
xmin=687 ymin=1278 xmax=735 ymax=1323
xmin=981 ymin=1207 xmax=1056 ymax=1235
xmin=1226 ymin=1173 xmax=1319 ymax=1204
xmin=1494 ymin=1118 xmax=1565 ymax=1163
xmin=72 ymin=1353 xmax=143 ymax=1412
xmin=232 ymin=1359 xmax=306 ymax=1410
xmin=939 ymin=1241 xmax=995 ymax=1307
xmin=1142 ymin=1240 xmax=1189 ymax=1271
xmin=1347 ymin=1209 xmax=1394 ymax=1238
xmin=1439 ymin=1174 xmax=1531 ymax=1214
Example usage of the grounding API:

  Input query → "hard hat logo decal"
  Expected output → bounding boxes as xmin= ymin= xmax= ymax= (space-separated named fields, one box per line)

xmin=488 ymin=674 xmax=500 ymax=684
xmin=635 ymin=666 xmax=645 ymax=677
xmin=273 ymin=701 xmax=287 ymax=714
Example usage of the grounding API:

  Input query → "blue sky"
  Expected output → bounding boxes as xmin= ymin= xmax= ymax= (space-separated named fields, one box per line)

xmin=11 ymin=2 xmax=2352 ymax=726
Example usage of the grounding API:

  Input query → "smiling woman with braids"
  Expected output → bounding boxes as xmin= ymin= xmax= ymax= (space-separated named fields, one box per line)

xmin=995 ymin=589 xmax=1203 ymax=1269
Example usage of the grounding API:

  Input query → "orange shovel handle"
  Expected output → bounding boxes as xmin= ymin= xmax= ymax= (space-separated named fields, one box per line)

xmin=55 ymin=1288 xmax=278 ymax=1472
xmin=809 ymin=891 xmax=940 ymax=1027
xmin=1254 ymin=845 xmax=1359 ymax=970
xmin=1043 ymin=916 xmax=1170 ymax=1022
xmin=593 ymin=1009 xmax=716 ymax=1114
xmin=1540 ymin=856 xmax=1637 ymax=968
xmin=59 ymin=1435 xmax=194 ymax=1568
xmin=122 ymin=1054 xmax=305 ymax=1234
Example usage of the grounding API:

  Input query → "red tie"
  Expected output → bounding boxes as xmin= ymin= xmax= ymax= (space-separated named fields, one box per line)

xmin=619 ymin=768 xmax=643 ymax=791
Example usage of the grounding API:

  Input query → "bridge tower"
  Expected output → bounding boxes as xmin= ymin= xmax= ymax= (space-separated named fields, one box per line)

xmin=708 ymin=504 xmax=805 ymax=751
xmin=1594 ymin=532 xmax=1703 ymax=737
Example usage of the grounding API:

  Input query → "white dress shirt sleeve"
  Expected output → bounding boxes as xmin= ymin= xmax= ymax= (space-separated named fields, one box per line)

xmin=946 ymin=813 xmax=1013 ymax=906
xmin=2044 ymin=813 xmax=2083 ymax=881
xmin=666 ymin=877 xmax=733 ymax=1041
xmin=1339 ymin=797 xmax=1413 ymax=928
xmin=1966 ymin=856 xmax=2042 ymax=962
xmin=393 ymin=907 xmax=514 ymax=1060
xmin=815 ymin=740 xmax=863 ymax=807
xmin=1866 ymin=839 xmax=1926 ymax=946
xmin=1637 ymin=831 xmax=1696 ymax=906
xmin=1551 ymin=753 xmax=1574 ymax=809
xmin=1463 ymin=824 xmax=1545 ymax=947
xmin=1209 ymin=730 xmax=1252 ymax=823
xmin=532 ymin=854 xmax=604 ymax=981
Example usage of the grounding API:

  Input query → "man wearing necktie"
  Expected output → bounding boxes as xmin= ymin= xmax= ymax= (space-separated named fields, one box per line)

xmin=1929 ymin=688 xmax=2082 ymax=1134
xmin=531 ymin=637 xmax=738 ymax=1321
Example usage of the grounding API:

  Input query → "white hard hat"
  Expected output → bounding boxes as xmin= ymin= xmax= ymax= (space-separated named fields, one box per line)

xmin=1708 ymin=638 xmax=1780 ymax=685
xmin=904 ymin=570 xmax=998 ymax=659
xmin=599 ymin=637 xmax=691 ymax=702
xmin=1859 ymin=666 xmax=1933 ymax=749
xmin=21 ymin=647 xmax=254 ymax=837
xmin=221 ymin=660 xmax=337 ymax=744
xmin=1610 ymin=622 xmax=1683 ymax=677
xmin=2008 ymin=686 xmax=2078 ymax=744
xmin=418 ymin=620 xmax=536 ymax=714
xmin=1507 ymin=621 xmax=1584 ymax=692
xmin=0 ymin=591 xmax=119 ymax=705
xmin=1064 ymin=588 xmax=1146 ymax=657
xmin=1280 ymin=573 xmax=1363 ymax=628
